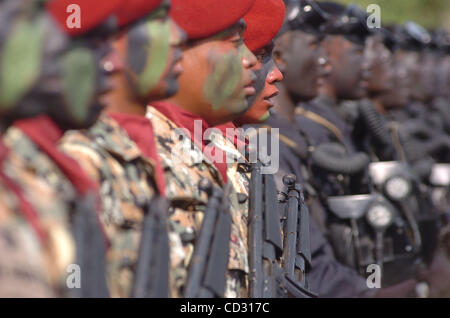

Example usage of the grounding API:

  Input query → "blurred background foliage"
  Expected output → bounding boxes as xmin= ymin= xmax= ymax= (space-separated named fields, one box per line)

xmin=317 ymin=0 xmax=450 ymax=29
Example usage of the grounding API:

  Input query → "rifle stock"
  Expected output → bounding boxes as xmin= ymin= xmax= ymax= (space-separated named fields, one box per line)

xmin=282 ymin=175 xmax=314 ymax=295
xmin=131 ymin=196 xmax=170 ymax=298
xmin=248 ymin=162 xmax=316 ymax=298
xmin=184 ymin=179 xmax=233 ymax=298
xmin=71 ymin=192 xmax=109 ymax=298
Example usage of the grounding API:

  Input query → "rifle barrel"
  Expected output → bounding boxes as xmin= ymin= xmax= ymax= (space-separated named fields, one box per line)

xmin=184 ymin=185 xmax=221 ymax=297
xmin=249 ymin=164 xmax=264 ymax=298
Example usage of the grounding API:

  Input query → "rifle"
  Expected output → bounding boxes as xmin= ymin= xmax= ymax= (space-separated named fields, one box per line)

xmin=71 ymin=192 xmax=109 ymax=298
xmin=131 ymin=196 xmax=170 ymax=298
xmin=248 ymin=160 xmax=316 ymax=298
xmin=281 ymin=174 xmax=315 ymax=297
xmin=184 ymin=179 xmax=233 ymax=298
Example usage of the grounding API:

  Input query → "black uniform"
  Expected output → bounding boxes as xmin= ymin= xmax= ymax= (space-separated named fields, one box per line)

xmin=247 ymin=109 xmax=376 ymax=297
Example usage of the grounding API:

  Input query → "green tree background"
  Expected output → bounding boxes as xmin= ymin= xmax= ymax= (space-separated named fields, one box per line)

xmin=317 ymin=0 xmax=450 ymax=29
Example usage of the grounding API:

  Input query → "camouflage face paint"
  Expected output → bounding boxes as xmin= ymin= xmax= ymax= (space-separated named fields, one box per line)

xmin=0 ymin=15 xmax=45 ymax=112
xmin=126 ymin=8 xmax=171 ymax=98
xmin=236 ymin=54 xmax=282 ymax=127
xmin=203 ymin=44 xmax=250 ymax=114
xmin=248 ymin=54 xmax=273 ymax=109
xmin=0 ymin=0 xmax=106 ymax=129
xmin=258 ymin=109 xmax=271 ymax=122
xmin=61 ymin=47 xmax=96 ymax=124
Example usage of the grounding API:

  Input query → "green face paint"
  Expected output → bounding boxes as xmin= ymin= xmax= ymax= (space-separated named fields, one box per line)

xmin=258 ymin=110 xmax=270 ymax=122
xmin=136 ymin=19 xmax=171 ymax=97
xmin=61 ymin=47 xmax=96 ymax=123
xmin=126 ymin=7 xmax=171 ymax=99
xmin=0 ymin=16 xmax=45 ymax=111
xmin=203 ymin=44 xmax=247 ymax=113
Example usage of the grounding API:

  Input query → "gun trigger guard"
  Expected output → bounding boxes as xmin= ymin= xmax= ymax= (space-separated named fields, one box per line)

xmin=278 ymin=191 xmax=289 ymax=203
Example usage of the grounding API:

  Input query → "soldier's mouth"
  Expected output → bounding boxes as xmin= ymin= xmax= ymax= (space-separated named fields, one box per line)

xmin=263 ymin=91 xmax=279 ymax=106
xmin=360 ymin=79 xmax=369 ymax=90
xmin=244 ymin=72 xmax=258 ymax=96
xmin=99 ymin=78 xmax=114 ymax=95
xmin=244 ymin=85 xmax=256 ymax=96
xmin=171 ymin=49 xmax=184 ymax=77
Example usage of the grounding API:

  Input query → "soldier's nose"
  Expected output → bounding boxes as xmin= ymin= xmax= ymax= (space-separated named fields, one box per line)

xmin=362 ymin=69 xmax=372 ymax=81
xmin=101 ymin=49 xmax=123 ymax=74
xmin=318 ymin=57 xmax=332 ymax=77
xmin=267 ymin=67 xmax=283 ymax=84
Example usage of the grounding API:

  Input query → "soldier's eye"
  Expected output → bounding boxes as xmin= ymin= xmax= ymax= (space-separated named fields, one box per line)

xmin=254 ymin=49 xmax=266 ymax=62
xmin=231 ymin=37 xmax=244 ymax=48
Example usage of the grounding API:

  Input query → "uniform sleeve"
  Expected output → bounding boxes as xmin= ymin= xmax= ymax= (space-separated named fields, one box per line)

xmin=59 ymin=132 xmax=103 ymax=183
xmin=0 ymin=224 xmax=55 ymax=297
xmin=308 ymin=216 xmax=377 ymax=298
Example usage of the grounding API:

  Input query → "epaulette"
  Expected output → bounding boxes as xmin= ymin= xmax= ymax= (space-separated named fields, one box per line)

xmin=295 ymin=107 xmax=344 ymax=143
xmin=254 ymin=125 xmax=308 ymax=160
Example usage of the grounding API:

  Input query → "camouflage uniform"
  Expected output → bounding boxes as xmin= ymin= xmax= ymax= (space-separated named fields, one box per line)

xmin=208 ymin=127 xmax=251 ymax=296
xmin=59 ymin=113 xmax=160 ymax=298
xmin=146 ymin=106 xmax=249 ymax=298
xmin=1 ymin=127 xmax=78 ymax=295
xmin=0 ymin=182 xmax=55 ymax=297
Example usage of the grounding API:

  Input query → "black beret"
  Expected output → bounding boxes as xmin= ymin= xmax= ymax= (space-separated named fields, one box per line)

xmin=317 ymin=2 xmax=372 ymax=45
xmin=278 ymin=0 xmax=329 ymax=36
xmin=395 ymin=22 xmax=432 ymax=51
xmin=373 ymin=27 xmax=397 ymax=51
xmin=429 ymin=29 xmax=450 ymax=53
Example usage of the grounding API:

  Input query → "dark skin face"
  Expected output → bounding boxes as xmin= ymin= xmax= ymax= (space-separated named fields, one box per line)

xmin=166 ymin=20 xmax=258 ymax=125
xmin=0 ymin=1 xmax=109 ymax=130
xmin=402 ymin=50 xmax=425 ymax=102
xmin=319 ymin=35 xmax=369 ymax=101
xmin=273 ymin=30 xmax=324 ymax=102
xmin=365 ymin=35 xmax=394 ymax=96
xmin=378 ymin=49 xmax=411 ymax=109
xmin=234 ymin=43 xmax=284 ymax=125
xmin=444 ymin=55 xmax=450 ymax=98
xmin=435 ymin=54 xmax=449 ymax=98
xmin=103 ymin=1 xmax=186 ymax=115
xmin=420 ymin=50 xmax=439 ymax=103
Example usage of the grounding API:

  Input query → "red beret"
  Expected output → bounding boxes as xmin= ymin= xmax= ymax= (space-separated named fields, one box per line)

xmin=46 ymin=0 xmax=121 ymax=36
xmin=116 ymin=0 xmax=165 ymax=28
xmin=244 ymin=0 xmax=286 ymax=51
xmin=170 ymin=0 xmax=256 ymax=40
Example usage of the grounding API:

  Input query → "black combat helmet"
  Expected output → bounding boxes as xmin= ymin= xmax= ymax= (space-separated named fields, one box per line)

xmin=395 ymin=21 xmax=432 ymax=51
xmin=279 ymin=0 xmax=329 ymax=36
xmin=316 ymin=2 xmax=373 ymax=45
xmin=430 ymin=29 xmax=450 ymax=54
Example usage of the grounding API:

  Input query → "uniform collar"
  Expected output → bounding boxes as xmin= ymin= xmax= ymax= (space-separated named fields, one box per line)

xmin=150 ymin=102 xmax=229 ymax=183
xmin=107 ymin=112 xmax=166 ymax=195
xmin=216 ymin=122 xmax=248 ymax=149
xmin=91 ymin=112 xmax=145 ymax=162
xmin=215 ymin=122 xmax=250 ymax=164
xmin=308 ymin=95 xmax=337 ymax=111
xmin=150 ymin=101 xmax=212 ymax=150
xmin=13 ymin=115 xmax=98 ymax=196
